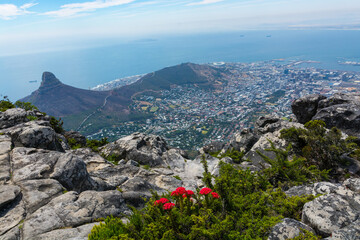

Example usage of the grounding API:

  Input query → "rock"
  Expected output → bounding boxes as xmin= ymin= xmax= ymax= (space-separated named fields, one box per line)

xmin=291 ymin=94 xmax=327 ymax=124
xmin=0 ymin=135 xmax=12 ymax=183
xmin=127 ymin=160 xmax=139 ymax=167
xmin=121 ymin=176 xmax=162 ymax=193
xmin=0 ymin=226 xmax=20 ymax=240
xmin=255 ymin=115 xmax=281 ymax=134
xmin=200 ymin=141 xmax=225 ymax=154
xmin=2 ymin=121 xmax=63 ymax=152
xmin=56 ymin=133 xmax=70 ymax=150
xmin=64 ymin=131 xmax=87 ymax=147
xmin=17 ymin=179 xmax=63 ymax=214
xmin=313 ymin=103 xmax=360 ymax=137
xmin=22 ymin=190 xmax=129 ymax=238
xmin=325 ymin=219 xmax=360 ymax=240
xmin=301 ymin=193 xmax=360 ymax=236
xmin=88 ymin=164 xmax=139 ymax=189
xmin=70 ymin=148 xmax=111 ymax=172
xmin=162 ymin=148 xmax=187 ymax=172
xmin=122 ymin=191 xmax=151 ymax=208
xmin=0 ymin=199 xmax=25 ymax=236
xmin=0 ymin=185 xmax=21 ymax=210
xmin=229 ymin=128 xmax=259 ymax=153
xmin=0 ymin=108 xmax=28 ymax=129
xmin=100 ymin=132 xmax=168 ymax=167
xmin=154 ymin=175 xmax=182 ymax=190
xmin=29 ymin=222 xmax=100 ymax=240
xmin=11 ymin=148 xmax=97 ymax=192
xmin=244 ymin=120 xmax=303 ymax=169
xmin=343 ymin=178 xmax=360 ymax=193
xmin=268 ymin=218 xmax=315 ymax=240
xmin=317 ymin=93 xmax=358 ymax=109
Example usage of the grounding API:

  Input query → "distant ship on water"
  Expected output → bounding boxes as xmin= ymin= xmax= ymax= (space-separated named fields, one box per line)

xmin=266 ymin=35 xmax=272 ymax=38
xmin=29 ymin=80 xmax=37 ymax=83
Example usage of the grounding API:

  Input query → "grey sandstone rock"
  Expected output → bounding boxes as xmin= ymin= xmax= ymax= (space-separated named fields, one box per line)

xmin=127 ymin=159 xmax=139 ymax=167
xmin=0 ymin=200 xmax=25 ymax=236
xmin=301 ymin=193 xmax=360 ymax=236
xmin=0 ymin=185 xmax=21 ymax=210
xmin=17 ymin=179 xmax=63 ymax=214
xmin=291 ymin=94 xmax=327 ymax=124
xmin=268 ymin=218 xmax=315 ymax=240
xmin=0 ymin=135 xmax=12 ymax=183
xmin=101 ymin=132 xmax=168 ymax=167
xmin=22 ymin=190 xmax=129 ymax=238
xmin=343 ymin=178 xmax=360 ymax=193
xmin=0 ymin=109 xmax=28 ymax=130
xmin=2 ymin=121 xmax=63 ymax=152
xmin=11 ymin=148 xmax=97 ymax=192
xmin=229 ymin=128 xmax=259 ymax=153
xmin=325 ymin=219 xmax=360 ymax=240
xmin=28 ymin=222 xmax=100 ymax=240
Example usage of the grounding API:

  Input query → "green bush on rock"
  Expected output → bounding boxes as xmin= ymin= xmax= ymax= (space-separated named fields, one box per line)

xmin=89 ymin=161 xmax=315 ymax=240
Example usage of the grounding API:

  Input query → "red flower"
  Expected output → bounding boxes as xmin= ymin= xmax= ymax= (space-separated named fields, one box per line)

xmin=211 ymin=192 xmax=220 ymax=199
xmin=199 ymin=187 xmax=212 ymax=195
xmin=163 ymin=202 xmax=175 ymax=210
xmin=176 ymin=187 xmax=186 ymax=195
xmin=154 ymin=198 xmax=169 ymax=205
xmin=158 ymin=198 xmax=169 ymax=204
xmin=186 ymin=190 xmax=194 ymax=196
xmin=171 ymin=190 xmax=180 ymax=196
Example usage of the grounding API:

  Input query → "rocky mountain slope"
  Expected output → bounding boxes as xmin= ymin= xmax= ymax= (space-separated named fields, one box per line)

xmin=0 ymin=93 xmax=359 ymax=239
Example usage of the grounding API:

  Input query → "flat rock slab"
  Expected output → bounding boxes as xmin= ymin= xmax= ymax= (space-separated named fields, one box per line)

xmin=22 ymin=190 xmax=129 ymax=238
xmin=0 ymin=200 xmax=25 ymax=236
xmin=325 ymin=219 xmax=360 ymax=240
xmin=268 ymin=218 xmax=315 ymax=240
xmin=29 ymin=222 xmax=100 ymax=240
xmin=18 ymin=179 xmax=63 ymax=214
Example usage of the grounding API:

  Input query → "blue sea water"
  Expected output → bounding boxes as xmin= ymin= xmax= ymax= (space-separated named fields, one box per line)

xmin=1 ymin=30 xmax=360 ymax=101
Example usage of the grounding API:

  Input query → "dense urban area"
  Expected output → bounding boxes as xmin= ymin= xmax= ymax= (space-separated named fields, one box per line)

xmin=88 ymin=60 xmax=360 ymax=150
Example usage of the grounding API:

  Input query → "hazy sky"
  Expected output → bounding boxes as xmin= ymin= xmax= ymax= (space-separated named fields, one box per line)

xmin=1 ymin=0 xmax=360 ymax=56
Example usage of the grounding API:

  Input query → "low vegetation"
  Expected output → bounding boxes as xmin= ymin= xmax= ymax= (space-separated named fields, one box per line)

xmin=89 ymin=158 xmax=317 ymax=239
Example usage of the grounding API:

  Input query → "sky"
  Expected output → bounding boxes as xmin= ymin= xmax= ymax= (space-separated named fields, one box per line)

xmin=0 ymin=0 xmax=360 ymax=56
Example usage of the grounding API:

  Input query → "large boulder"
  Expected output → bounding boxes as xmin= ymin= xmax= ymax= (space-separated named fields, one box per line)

xmin=0 ymin=185 xmax=21 ymax=209
xmin=229 ymin=128 xmax=259 ymax=153
xmin=11 ymin=147 xmax=98 ymax=192
xmin=22 ymin=190 xmax=129 ymax=239
xmin=0 ymin=108 xmax=28 ymax=129
xmin=301 ymin=185 xmax=360 ymax=237
xmin=291 ymin=94 xmax=327 ymax=124
xmin=100 ymin=132 xmax=168 ymax=167
xmin=1 ymin=121 xmax=63 ymax=152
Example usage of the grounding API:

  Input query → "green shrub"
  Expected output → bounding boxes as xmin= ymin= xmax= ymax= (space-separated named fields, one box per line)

xmin=89 ymin=162 xmax=315 ymax=240
xmin=291 ymin=229 xmax=321 ymax=240
xmin=14 ymin=101 xmax=38 ymax=111
xmin=257 ymin=141 xmax=329 ymax=188
xmin=280 ymin=120 xmax=360 ymax=179
xmin=173 ymin=175 xmax=181 ymax=181
xmin=142 ymin=165 xmax=151 ymax=170
xmin=26 ymin=115 xmax=38 ymax=121
xmin=0 ymin=96 xmax=15 ymax=112
xmin=67 ymin=138 xmax=82 ymax=150
xmin=86 ymin=138 xmax=109 ymax=152
xmin=50 ymin=116 xmax=64 ymax=134
xmin=104 ymin=153 xmax=121 ymax=165
xmin=211 ymin=149 xmax=245 ymax=164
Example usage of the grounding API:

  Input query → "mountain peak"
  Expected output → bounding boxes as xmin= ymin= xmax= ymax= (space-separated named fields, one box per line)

xmin=40 ymin=72 xmax=62 ymax=88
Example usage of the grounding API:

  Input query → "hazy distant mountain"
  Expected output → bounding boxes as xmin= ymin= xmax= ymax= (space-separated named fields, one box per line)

xmin=21 ymin=63 xmax=225 ymax=119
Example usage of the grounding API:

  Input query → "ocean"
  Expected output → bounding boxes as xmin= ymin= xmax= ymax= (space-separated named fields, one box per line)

xmin=1 ymin=30 xmax=360 ymax=101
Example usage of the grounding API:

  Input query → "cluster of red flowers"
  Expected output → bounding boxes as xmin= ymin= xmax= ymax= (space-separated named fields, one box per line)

xmin=199 ymin=187 xmax=220 ymax=199
xmin=154 ymin=187 xmax=220 ymax=210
